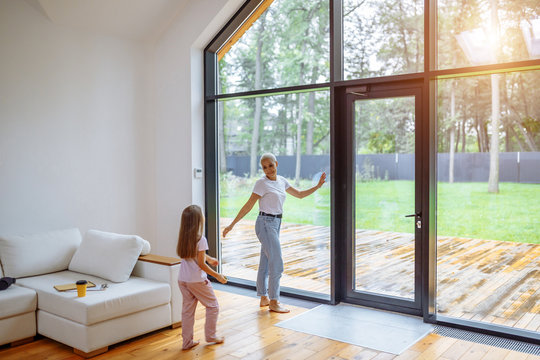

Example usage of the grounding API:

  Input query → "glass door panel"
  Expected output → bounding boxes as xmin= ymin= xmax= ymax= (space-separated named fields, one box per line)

xmin=354 ymin=96 xmax=416 ymax=300
xmin=346 ymin=88 xmax=422 ymax=312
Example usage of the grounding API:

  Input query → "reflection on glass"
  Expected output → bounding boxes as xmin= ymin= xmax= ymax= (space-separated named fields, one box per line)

xmin=343 ymin=0 xmax=424 ymax=79
xmin=354 ymin=97 xmax=416 ymax=300
xmin=219 ymin=91 xmax=331 ymax=296
xmin=436 ymin=71 xmax=540 ymax=332
xmin=438 ymin=0 xmax=540 ymax=70
xmin=218 ymin=0 xmax=329 ymax=94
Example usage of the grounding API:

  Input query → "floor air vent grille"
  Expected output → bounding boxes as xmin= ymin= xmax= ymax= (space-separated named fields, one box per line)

xmin=433 ymin=325 xmax=540 ymax=356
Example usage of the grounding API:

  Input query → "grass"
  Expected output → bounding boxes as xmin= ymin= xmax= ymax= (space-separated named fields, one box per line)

xmin=219 ymin=177 xmax=540 ymax=244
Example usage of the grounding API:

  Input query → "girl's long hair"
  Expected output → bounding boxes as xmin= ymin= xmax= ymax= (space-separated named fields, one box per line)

xmin=176 ymin=205 xmax=204 ymax=259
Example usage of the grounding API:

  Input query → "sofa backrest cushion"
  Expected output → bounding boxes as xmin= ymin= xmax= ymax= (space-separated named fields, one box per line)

xmin=68 ymin=230 xmax=144 ymax=283
xmin=0 ymin=228 xmax=82 ymax=278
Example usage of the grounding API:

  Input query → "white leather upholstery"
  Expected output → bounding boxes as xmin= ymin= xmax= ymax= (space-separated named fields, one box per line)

xmin=132 ymin=259 xmax=182 ymax=324
xmin=17 ymin=271 xmax=170 ymax=325
xmin=0 ymin=285 xmax=36 ymax=319
xmin=0 ymin=228 xmax=81 ymax=278
xmin=37 ymin=304 xmax=171 ymax=353
xmin=0 ymin=285 xmax=37 ymax=346
xmin=68 ymin=230 xmax=143 ymax=283
xmin=0 ymin=312 xmax=36 ymax=346
xmin=0 ymin=227 xmax=181 ymax=353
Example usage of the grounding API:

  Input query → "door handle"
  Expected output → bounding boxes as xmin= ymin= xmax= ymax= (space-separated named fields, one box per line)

xmin=405 ymin=212 xmax=422 ymax=229
xmin=404 ymin=212 xmax=421 ymax=218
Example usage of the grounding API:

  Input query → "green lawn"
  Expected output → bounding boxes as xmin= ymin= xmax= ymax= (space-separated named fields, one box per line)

xmin=219 ymin=177 xmax=540 ymax=244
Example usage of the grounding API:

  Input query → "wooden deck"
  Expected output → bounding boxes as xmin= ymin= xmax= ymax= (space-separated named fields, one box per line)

xmin=220 ymin=219 xmax=540 ymax=332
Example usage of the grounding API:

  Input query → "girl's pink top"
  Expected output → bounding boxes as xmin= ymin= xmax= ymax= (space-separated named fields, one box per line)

xmin=178 ymin=236 xmax=209 ymax=282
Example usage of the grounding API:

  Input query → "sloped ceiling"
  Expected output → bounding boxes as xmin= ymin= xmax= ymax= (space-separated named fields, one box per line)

xmin=25 ymin=0 xmax=190 ymax=41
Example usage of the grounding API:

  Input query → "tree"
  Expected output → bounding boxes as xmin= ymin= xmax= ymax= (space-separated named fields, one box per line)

xmin=487 ymin=0 xmax=501 ymax=193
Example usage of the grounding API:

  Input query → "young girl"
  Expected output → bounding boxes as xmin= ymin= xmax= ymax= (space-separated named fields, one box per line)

xmin=177 ymin=204 xmax=227 ymax=350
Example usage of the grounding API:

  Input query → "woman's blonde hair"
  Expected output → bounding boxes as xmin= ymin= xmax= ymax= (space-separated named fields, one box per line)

xmin=260 ymin=153 xmax=277 ymax=165
xmin=176 ymin=205 xmax=204 ymax=259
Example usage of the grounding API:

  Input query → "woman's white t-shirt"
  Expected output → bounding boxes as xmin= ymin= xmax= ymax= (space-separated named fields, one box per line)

xmin=178 ymin=236 xmax=209 ymax=282
xmin=252 ymin=175 xmax=291 ymax=215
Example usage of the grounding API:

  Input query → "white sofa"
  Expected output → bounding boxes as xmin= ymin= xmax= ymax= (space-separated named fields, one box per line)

xmin=0 ymin=277 xmax=36 ymax=347
xmin=0 ymin=228 xmax=182 ymax=358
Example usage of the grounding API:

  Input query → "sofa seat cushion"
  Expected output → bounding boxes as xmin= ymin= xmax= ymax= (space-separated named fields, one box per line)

xmin=17 ymin=271 xmax=170 ymax=326
xmin=0 ymin=285 xmax=37 ymax=319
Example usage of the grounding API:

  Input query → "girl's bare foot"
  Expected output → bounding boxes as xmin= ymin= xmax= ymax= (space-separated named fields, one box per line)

xmin=260 ymin=296 xmax=270 ymax=307
xmin=182 ymin=340 xmax=199 ymax=350
xmin=269 ymin=300 xmax=290 ymax=313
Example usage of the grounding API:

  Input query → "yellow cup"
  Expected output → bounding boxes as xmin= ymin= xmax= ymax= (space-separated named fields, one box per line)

xmin=76 ymin=280 xmax=88 ymax=297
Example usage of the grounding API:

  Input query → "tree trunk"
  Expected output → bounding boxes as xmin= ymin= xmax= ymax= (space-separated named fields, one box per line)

xmin=306 ymin=92 xmax=314 ymax=155
xmin=218 ymin=102 xmax=227 ymax=172
xmin=295 ymin=92 xmax=304 ymax=186
xmin=249 ymin=18 xmax=265 ymax=177
xmin=250 ymin=97 xmax=262 ymax=177
xmin=449 ymin=82 xmax=456 ymax=183
xmin=508 ymin=125 xmax=525 ymax=152
xmin=488 ymin=73 xmax=500 ymax=193
xmin=460 ymin=116 xmax=467 ymax=152
xmin=487 ymin=0 xmax=500 ymax=193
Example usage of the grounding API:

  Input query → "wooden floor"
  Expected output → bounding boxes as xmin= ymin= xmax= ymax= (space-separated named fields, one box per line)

xmin=221 ymin=219 xmax=540 ymax=331
xmin=1 ymin=289 xmax=538 ymax=360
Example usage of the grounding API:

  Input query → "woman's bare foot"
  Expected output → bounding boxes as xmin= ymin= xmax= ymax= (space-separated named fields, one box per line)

xmin=182 ymin=340 xmax=199 ymax=350
xmin=269 ymin=300 xmax=290 ymax=313
xmin=207 ymin=336 xmax=225 ymax=344
xmin=260 ymin=296 xmax=270 ymax=307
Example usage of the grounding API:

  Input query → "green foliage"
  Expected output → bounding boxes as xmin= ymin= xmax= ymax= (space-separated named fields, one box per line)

xmin=355 ymin=97 xmax=415 ymax=154
xmin=367 ymin=132 xmax=396 ymax=153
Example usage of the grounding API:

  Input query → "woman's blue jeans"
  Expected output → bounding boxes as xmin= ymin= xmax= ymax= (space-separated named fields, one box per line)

xmin=255 ymin=214 xmax=283 ymax=300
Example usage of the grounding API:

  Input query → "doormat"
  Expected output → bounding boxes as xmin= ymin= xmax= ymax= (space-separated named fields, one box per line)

xmin=275 ymin=303 xmax=433 ymax=355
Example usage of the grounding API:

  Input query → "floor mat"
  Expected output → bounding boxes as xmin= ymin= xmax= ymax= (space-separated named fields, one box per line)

xmin=275 ymin=303 xmax=433 ymax=354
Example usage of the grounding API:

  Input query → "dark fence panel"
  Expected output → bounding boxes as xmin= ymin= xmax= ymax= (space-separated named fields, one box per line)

xmin=355 ymin=154 xmax=415 ymax=180
xmin=225 ymin=152 xmax=540 ymax=183
xmin=438 ymin=153 xmax=491 ymax=182
xmin=520 ymin=152 xmax=540 ymax=183
xmin=500 ymin=153 xmax=519 ymax=182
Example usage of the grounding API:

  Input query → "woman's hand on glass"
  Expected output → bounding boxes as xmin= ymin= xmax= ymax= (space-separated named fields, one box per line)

xmin=222 ymin=224 xmax=233 ymax=238
xmin=317 ymin=172 xmax=327 ymax=188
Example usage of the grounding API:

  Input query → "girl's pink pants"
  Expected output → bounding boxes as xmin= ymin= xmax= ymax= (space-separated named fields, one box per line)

xmin=177 ymin=279 xmax=220 ymax=349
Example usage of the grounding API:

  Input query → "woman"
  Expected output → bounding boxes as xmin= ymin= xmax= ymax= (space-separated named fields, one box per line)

xmin=222 ymin=153 xmax=326 ymax=313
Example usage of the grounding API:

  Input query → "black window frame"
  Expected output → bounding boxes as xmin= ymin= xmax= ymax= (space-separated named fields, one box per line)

xmin=204 ymin=0 xmax=540 ymax=345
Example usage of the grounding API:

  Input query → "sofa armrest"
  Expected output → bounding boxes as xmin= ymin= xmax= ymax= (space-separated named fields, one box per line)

xmin=133 ymin=255 xmax=182 ymax=327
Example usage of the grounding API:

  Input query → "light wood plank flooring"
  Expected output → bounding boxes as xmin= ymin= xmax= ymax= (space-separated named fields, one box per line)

xmin=0 ymin=288 xmax=538 ymax=360
xmin=221 ymin=219 xmax=540 ymax=331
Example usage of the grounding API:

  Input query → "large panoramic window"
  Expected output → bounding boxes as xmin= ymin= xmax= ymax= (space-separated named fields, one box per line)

xmin=218 ymin=0 xmax=329 ymax=94
xmin=436 ymin=70 xmax=540 ymax=331
xmin=218 ymin=91 xmax=331 ymax=296
xmin=438 ymin=0 xmax=540 ymax=70
xmin=215 ymin=0 xmax=331 ymax=297
xmin=206 ymin=0 xmax=540 ymax=343
xmin=343 ymin=0 xmax=424 ymax=79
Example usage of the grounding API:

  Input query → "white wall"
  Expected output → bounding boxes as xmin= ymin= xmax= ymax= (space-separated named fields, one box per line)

xmin=0 ymin=1 xmax=154 ymax=240
xmin=0 ymin=0 xmax=243 ymax=257
xmin=151 ymin=0 xmax=243 ymax=256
